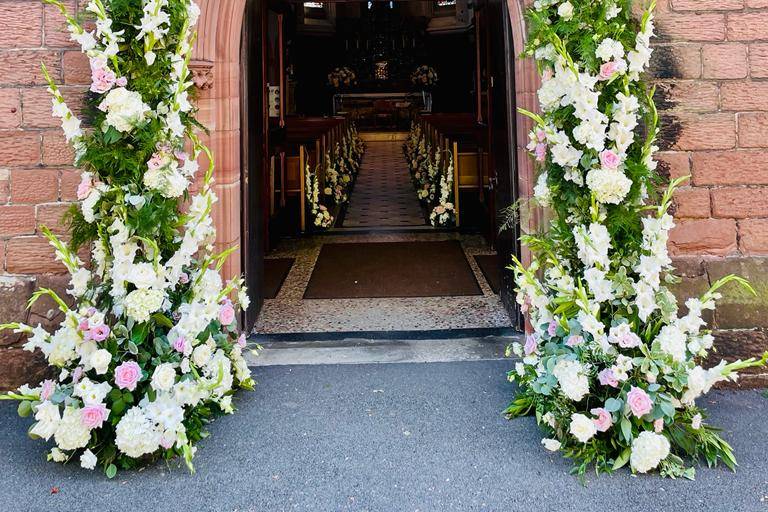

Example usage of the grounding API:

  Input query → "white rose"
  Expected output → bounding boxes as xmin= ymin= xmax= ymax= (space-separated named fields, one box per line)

xmin=569 ymin=413 xmax=597 ymax=443
xmin=630 ymin=431 xmax=670 ymax=473
xmin=558 ymin=1 xmax=574 ymax=20
xmin=192 ymin=343 xmax=213 ymax=367
xmin=151 ymin=363 xmax=177 ymax=392
xmin=90 ymin=349 xmax=112 ymax=375
xmin=541 ymin=438 xmax=561 ymax=451
xmin=80 ymin=449 xmax=97 ymax=470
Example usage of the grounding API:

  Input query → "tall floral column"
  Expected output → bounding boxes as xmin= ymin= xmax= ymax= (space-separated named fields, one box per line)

xmin=0 ymin=0 xmax=254 ymax=477
xmin=506 ymin=0 xmax=766 ymax=478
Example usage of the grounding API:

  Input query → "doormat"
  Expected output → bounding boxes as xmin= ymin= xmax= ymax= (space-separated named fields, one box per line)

xmin=304 ymin=241 xmax=482 ymax=299
xmin=264 ymin=258 xmax=295 ymax=299
xmin=474 ymin=254 xmax=500 ymax=295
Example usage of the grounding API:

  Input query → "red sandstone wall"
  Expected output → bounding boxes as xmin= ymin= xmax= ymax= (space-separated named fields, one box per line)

xmin=651 ymin=0 xmax=768 ymax=257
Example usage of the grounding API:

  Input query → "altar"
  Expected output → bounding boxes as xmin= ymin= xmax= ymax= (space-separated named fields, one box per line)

xmin=333 ymin=91 xmax=432 ymax=129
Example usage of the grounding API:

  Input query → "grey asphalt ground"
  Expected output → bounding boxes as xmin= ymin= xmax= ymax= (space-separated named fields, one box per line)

xmin=0 ymin=360 xmax=766 ymax=512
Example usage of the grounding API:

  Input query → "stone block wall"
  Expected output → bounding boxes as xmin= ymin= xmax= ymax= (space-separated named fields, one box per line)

xmin=652 ymin=0 xmax=768 ymax=383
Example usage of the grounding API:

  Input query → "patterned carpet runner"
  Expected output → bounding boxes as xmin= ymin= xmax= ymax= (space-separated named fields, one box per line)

xmin=342 ymin=141 xmax=426 ymax=228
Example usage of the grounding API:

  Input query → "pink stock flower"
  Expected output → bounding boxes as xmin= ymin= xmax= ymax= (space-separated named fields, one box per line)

xmin=71 ymin=367 xmax=84 ymax=385
xmin=598 ymin=368 xmax=619 ymax=388
xmin=654 ymin=418 xmax=665 ymax=433
xmin=40 ymin=379 xmax=56 ymax=401
xmin=523 ymin=334 xmax=538 ymax=356
xmin=76 ymin=175 xmax=94 ymax=200
xmin=547 ymin=320 xmax=558 ymax=337
xmin=536 ymin=129 xmax=546 ymax=142
xmin=90 ymin=66 xmax=117 ymax=94
xmin=599 ymin=149 xmax=621 ymax=170
xmin=219 ymin=303 xmax=236 ymax=325
xmin=627 ymin=386 xmax=654 ymax=418
xmin=80 ymin=403 xmax=109 ymax=429
xmin=115 ymin=76 xmax=128 ymax=87
xmin=114 ymin=361 xmax=142 ymax=391
xmin=535 ymin=143 xmax=547 ymax=162
xmin=86 ymin=307 xmax=97 ymax=316
xmin=237 ymin=333 xmax=247 ymax=349
xmin=78 ymin=319 xmax=90 ymax=332
xmin=598 ymin=60 xmax=620 ymax=81
xmin=566 ymin=335 xmax=584 ymax=347
xmin=591 ymin=407 xmax=613 ymax=432
xmin=89 ymin=324 xmax=110 ymax=342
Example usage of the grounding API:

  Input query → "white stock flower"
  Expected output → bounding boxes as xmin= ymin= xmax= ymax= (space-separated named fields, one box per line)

xmin=596 ymin=38 xmax=625 ymax=62
xmin=630 ymin=431 xmax=670 ymax=473
xmin=573 ymin=223 xmax=611 ymax=269
xmin=569 ymin=413 xmax=597 ymax=443
xmin=533 ymin=172 xmax=552 ymax=207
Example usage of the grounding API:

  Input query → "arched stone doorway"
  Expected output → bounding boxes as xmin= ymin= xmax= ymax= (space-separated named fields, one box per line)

xmin=191 ymin=0 xmax=539 ymax=306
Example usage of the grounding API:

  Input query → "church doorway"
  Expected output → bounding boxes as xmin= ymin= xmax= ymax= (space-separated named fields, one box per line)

xmin=240 ymin=0 xmax=522 ymax=337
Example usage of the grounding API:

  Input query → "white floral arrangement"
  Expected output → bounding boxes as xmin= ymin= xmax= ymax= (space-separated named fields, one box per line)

xmin=411 ymin=65 xmax=438 ymax=88
xmin=507 ymin=0 xmax=766 ymax=479
xmin=328 ymin=67 xmax=357 ymax=89
xmin=429 ymin=152 xmax=455 ymax=227
xmin=0 ymin=0 xmax=255 ymax=478
xmin=306 ymin=164 xmax=334 ymax=229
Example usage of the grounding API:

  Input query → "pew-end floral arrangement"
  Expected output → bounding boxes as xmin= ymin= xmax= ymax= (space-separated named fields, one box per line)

xmin=507 ymin=0 xmax=767 ymax=479
xmin=0 ymin=0 xmax=255 ymax=478
xmin=404 ymin=123 xmax=456 ymax=227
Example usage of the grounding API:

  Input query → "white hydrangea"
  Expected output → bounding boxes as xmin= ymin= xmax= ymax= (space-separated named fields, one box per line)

xmin=552 ymin=359 xmax=590 ymax=402
xmin=98 ymin=87 xmax=150 ymax=133
xmin=586 ymin=167 xmax=632 ymax=205
xmin=115 ymin=407 xmax=162 ymax=458
xmin=630 ymin=431 xmax=670 ymax=473
xmin=123 ymin=288 xmax=165 ymax=323
xmin=54 ymin=406 xmax=91 ymax=450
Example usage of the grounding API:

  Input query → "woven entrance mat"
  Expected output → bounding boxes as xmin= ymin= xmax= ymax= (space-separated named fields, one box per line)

xmin=304 ymin=240 xmax=482 ymax=299
xmin=474 ymin=254 xmax=500 ymax=295
xmin=264 ymin=258 xmax=295 ymax=299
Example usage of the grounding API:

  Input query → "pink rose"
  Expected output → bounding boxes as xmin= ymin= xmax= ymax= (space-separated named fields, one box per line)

xmin=566 ymin=335 xmax=584 ymax=347
xmin=654 ymin=418 xmax=664 ymax=433
xmin=598 ymin=368 xmax=619 ymax=388
xmin=76 ymin=175 xmax=94 ymax=200
xmin=599 ymin=149 xmax=621 ymax=170
xmin=179 ymin=272 xmax=190 ymax=284
xmin=90 ymin=66 xmax=116 ymax=94
xmin=80 ymin=403 xmax=109 ymax=429
xmin=523 ymin=334 xmax=538 ymax=356
xmin=591 ymin=407 xmax=613 ymax=432
xmin=219 ymin=303 xmax=236 ymax=325
xmin=598 ymin=61 xmax=620 ymax=81
xmin=40 ymin=379 xmax=56 ymax=401
xmin=237 ymin=333 xmax=247 ymax=349
xmin=535 ymin=143 xmax=547 ymax=162
xmin=627 ymin=386 xmax=653 ymax=418
xmin=116 ymin=76 xmax=128 ymax=87
xmin=114 ymin=361 xmax=142 ymax=391
xmin=172 ymin=336 xmax=189 ymax=355
xmin=89 ymin=324 xmax=110 ymax=342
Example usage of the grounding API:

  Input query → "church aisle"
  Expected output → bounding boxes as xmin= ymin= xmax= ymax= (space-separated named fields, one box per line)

xmin=342 ymin=141 xmax=425 ymax=228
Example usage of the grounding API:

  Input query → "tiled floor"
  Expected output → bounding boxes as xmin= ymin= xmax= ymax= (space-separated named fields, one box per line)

xmin=342 ymin=141 xmax=426 ymax=228
xmin=254 ymin=232 xmax=511 ymax=334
